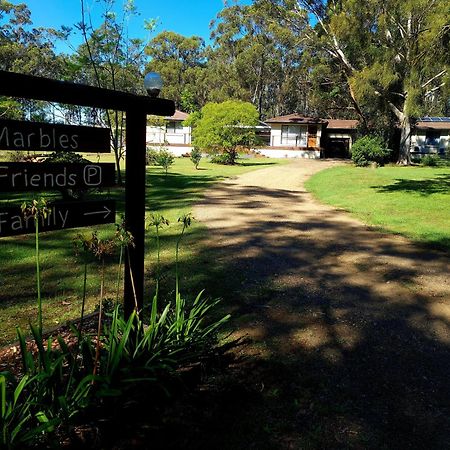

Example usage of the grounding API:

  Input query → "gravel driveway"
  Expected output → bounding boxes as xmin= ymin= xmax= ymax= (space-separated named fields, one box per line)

xmin=192 ymin=159 xmax=450 ymax=449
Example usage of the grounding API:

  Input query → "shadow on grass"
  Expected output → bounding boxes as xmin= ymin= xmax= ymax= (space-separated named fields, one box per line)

xmin=374 ymin=174 xmax=450 ymax=195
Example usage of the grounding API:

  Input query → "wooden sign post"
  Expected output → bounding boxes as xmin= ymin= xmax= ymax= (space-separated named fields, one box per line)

xmin=0 ymin=70 xmax=175 ymax=317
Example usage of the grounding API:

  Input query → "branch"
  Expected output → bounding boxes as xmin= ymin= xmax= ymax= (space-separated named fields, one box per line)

xmin=425 ymin=82 xmax=445 ymax=97
xmin=374 ymin=89 xmax=404 ymax=120
xmin=421 ymin=69 xmax=447 ymax=89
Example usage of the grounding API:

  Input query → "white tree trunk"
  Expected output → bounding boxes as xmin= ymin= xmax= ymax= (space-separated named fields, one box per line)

xmin=398 ymin=114 xmax=412 ymax=165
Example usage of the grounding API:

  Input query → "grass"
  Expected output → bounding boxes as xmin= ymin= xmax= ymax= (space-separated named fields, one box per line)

xmin=305 ymin=164 xmax=450 ymax=251
xmin=0 ymin=154 xmax=286 ymax=345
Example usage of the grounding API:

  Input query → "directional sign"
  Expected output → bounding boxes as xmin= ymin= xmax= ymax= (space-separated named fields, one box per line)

xmin=0 ymin=200 xmax=116 ymax=237
xmin=0 ymin=163 xmax=115 ymax=191
xmin=0 ymin=119 xmax=110 ymax=153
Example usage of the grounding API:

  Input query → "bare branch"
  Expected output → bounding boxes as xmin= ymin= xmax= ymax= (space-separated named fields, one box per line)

xmin=421 ymin=69 xmax=447 ymax=89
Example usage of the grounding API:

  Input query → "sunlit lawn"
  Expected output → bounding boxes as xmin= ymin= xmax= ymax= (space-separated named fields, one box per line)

xmin=305 ymin=165 xmax=450 ymax=251
xmin=0 ymin=155 xmax=286 ymax=345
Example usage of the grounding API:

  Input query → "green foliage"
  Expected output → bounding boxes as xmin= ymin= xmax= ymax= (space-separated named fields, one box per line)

xmin=421 ymin=155 xmax=440 ymax=167
xmin=146 ymin=147 xmax=159 ymax=165
xmin=153 ymin=148 xmax=175 ymax=175
xmin=351 ymin=136 xmax=391 ymax=167
xmin=44 ymin=151 xmax=90 ymax=164
xmin=0 ymin=212 xmax=230 ymax=448
xmin=190 ymin=100 xmax=259 ymax=165
xmin=210 ymin=152 xmax=237 ymax=165
xmin=146 ymin=147 xmax=175 ymax=174
xmin=190 ymin=148 xmax=202 ymax=169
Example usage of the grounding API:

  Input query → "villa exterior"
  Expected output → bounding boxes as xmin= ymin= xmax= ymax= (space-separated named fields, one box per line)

xmin=258 ymin=114 xmax=327 ymax=158
xmin=146 ymin=110 xmax=191 ymax=155
xmin=411 ymin=117 xmax=450 ymax=158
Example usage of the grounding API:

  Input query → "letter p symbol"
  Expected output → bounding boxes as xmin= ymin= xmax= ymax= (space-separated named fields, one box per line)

xmin=84 ymin=165 xmax=102 ymax=186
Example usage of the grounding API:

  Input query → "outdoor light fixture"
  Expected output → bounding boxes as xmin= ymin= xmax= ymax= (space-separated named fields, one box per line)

xmin=144 ymin=72 xmax=163 ymax=98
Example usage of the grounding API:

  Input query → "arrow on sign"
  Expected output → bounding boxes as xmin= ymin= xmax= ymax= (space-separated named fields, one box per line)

xmin=0 ymin=199 xmax=116 ymax=238
xmin=83 ymin=205 xmax=112 ymax=219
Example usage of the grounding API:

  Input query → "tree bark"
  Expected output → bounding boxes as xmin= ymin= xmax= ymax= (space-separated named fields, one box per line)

xmin=397 ymin=114 xmax=412 ymax=165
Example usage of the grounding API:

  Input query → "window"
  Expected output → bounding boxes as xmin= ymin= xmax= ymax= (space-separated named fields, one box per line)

xmin=166 ymin=121 xmax=183 ymax=134
xmin=425 ymin=130 xmax=440 ymax=146
xmin=281 ymin=125 xmax=307 ymax=146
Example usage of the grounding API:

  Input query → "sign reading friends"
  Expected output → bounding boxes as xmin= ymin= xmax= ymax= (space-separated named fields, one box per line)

xmin=0 ymin=162 xmax=115 ymax=191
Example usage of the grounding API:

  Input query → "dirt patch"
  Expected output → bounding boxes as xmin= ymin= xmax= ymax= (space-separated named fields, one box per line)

xmin=191 ymin=159 xmax=450 ymax=449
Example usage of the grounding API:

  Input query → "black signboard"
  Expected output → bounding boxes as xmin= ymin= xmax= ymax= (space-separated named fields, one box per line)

xmin=0 ymin=162 xmax=116 ymax=191
xmin=0 ymin=119 xmax=110 ymax=153
xmin=0 ymin=200 xmax=116 ymax=237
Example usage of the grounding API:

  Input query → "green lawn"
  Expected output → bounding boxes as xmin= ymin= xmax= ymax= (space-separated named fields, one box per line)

xmin=305 ymin=164 xmax=450 ymax=251
xmin=0 ymin=156 xmax=286 ymax=345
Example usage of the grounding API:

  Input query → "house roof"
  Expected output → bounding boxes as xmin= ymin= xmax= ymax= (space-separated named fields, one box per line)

xmin=325 ymin=119 xmax=359 ymax=129
xmin=265 ymin=113 xmax=327 ymax=124
xmin=165 ymin=110 xmax=189 ymax=121
xmin=415 ymin=118 xmax=450 ymax=130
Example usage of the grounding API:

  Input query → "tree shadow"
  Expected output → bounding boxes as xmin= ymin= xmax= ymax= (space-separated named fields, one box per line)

xmin=374 ymin=174 xmax=450 ymax=195
xmin=150 ymin=180 xmax=450 ymax=449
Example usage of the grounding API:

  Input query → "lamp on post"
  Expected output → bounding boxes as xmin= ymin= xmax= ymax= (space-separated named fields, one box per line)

xmin=144 ymin=72 xmax=163 ymax=98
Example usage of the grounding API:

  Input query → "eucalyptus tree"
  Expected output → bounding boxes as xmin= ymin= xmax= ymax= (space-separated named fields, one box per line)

xmin=208 ymin=1 xmax=309 ymax=118
xmin=265 ymin=0 xmax=450 ymax=163
xmin=145 ymin=31 xmax=207 ymax=111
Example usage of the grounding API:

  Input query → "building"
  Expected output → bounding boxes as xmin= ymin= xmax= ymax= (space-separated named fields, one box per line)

xmin=321 ymin=119 xmax=359 ymax=158
xmin=411 ymin=117 xmax=450 ymax=158
xmin=259 ymin=114 xmax=327 ymax=158
xmin=146 ymin=110 xmax=192 ymax=156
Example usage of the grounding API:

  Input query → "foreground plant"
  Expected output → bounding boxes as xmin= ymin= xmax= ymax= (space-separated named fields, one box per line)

xmin=21 ymin=198 xmax=52 ymax=334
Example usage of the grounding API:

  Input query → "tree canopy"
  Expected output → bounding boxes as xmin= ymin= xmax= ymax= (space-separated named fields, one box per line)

xmin=187 ymin=100 xmax=260 ymax=164
xmin=1 ymin=0 xmax=449 ymax=164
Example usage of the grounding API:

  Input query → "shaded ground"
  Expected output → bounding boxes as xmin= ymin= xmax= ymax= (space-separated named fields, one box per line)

xmin=183 ymin=159 xmax=450 ymax=449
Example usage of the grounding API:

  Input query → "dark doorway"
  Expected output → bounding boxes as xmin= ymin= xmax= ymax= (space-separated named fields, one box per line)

xmin=323 ymin=138 xmax=351 ymax=158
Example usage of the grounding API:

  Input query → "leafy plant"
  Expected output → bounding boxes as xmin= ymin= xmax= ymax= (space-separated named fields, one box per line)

xmin=190 ymin=147 xmax=202 ymax=169
xmin=351 ymin=136 xmax=392 ymax=167
xmin=155 ymin=148 xmax=175 ymax=175
xmin=421 ymin=155 xmax=439 ymax=167
xmin=146 ymin=213 xmax=170 ymax=299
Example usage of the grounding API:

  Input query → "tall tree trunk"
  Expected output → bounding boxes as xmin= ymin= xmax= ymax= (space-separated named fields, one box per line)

xmin=397 ymin=113 xmax=412 ymax=165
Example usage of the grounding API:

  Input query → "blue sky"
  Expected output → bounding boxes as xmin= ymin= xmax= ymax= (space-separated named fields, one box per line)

xmin=20 ymin=0 xmax=252 ymax=53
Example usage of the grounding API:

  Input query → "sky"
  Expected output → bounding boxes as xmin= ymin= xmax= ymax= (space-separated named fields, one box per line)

xmin=20 ymin=0 xmax=252 ymax=53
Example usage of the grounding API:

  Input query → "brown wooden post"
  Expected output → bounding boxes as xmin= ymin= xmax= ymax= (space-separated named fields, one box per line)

xmin=124 ymin=107 xmax=148 ymax=317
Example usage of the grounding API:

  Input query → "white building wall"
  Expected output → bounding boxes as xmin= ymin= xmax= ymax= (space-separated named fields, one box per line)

xmin=256 ymin=148 xmax=320 ymax=159
xmin=146 ymin=125 xmax=191 ymax=146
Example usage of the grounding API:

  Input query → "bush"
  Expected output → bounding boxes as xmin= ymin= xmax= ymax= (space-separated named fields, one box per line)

xmin=421 ymin=155 xmax=439 ymax=166
xmin=147 ymin=148 xmax=174 ymax=175
xmin=351 ymin=136 xmax=391 ymax=167
xmin=190 ymin=147 xmax=202 ymax=169
xmin=210 ymin=152 xmax=237 ymax=165
xmin=146 ymin=147 xmax=159 ymax=165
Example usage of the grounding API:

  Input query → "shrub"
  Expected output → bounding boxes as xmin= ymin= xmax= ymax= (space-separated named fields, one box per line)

xmin=190 ymin=147 xmax=202 ymax=169
xmin=146 ymin=147 xmax=159 ymax=165
xmin=210 ymin=152 xmax=236 ymax=165
xmin=351 ymin=136 xmax=391 ymax=167
xmin=148 ymin=148 xmax=175 ymax=175
xmin=421 ymin=155 xmax=439 ymax=166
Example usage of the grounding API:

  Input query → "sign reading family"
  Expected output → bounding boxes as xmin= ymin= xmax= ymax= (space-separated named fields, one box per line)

xmin=0 ymin=119 xmax=110 ymax=153
xmin=0 ymin=162 xmax=116 ymax=191
xmin=0 ymin=200 xmax=116 ymax=237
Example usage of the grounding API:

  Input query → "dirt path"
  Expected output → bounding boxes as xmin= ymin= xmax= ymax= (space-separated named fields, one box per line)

xmin=191 ymin=159 xmax=450 ymax=449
